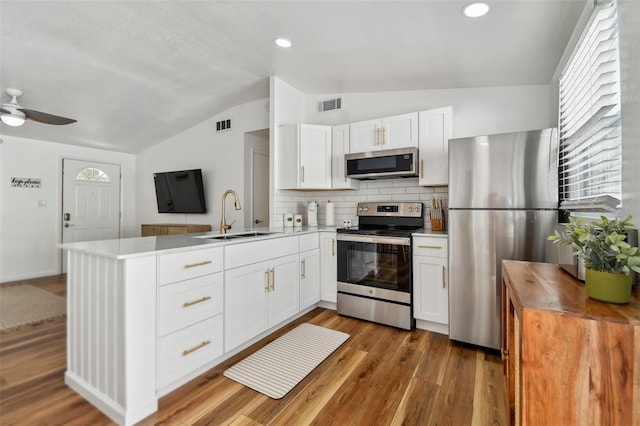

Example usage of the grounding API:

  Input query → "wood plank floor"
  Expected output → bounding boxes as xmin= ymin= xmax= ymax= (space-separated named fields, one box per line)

xmin=0 ymin=275 xmax=508 ymax=425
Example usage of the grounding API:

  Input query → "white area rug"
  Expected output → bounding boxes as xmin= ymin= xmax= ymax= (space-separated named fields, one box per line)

xmin=224 ymin=323 xmax=350 ymax=399
xmin=0 ymin=284 xmax=66 ymax=331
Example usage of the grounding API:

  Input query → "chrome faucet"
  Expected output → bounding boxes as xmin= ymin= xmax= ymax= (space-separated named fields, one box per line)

xmin=220 ymin=189 xmax=241 ymax=233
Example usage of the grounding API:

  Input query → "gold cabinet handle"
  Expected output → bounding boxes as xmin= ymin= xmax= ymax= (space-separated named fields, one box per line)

xmin=182 ymin=340 xmax=211 ymax=356
xmin=375 ymin=128 xmax=380 ymax=146
xmin=442 ymin=265 xmax=446 ymax=289
xmin=418 ymin=245 xmax=442 ymax=249
xmin=183 ymin=260 xmax=212 ymax=269
xmin=270 ymin=268 xmax=275 ymax=291
xmin=301 ymin=259 xmax=306 ymax=279
xmin=331 ymin=239 xmax=335 ymax=257
xmin=383 ymin=127 xmax=387 ymax=145
xmin=301 ymin=166 xmax=305 ymax=183
xmin=265 ymin=269 xmax=270 ymax=293
xmin=183 ymin=295 xmax=211 ymax=307
xmin=420 ymin=159 xmax=424 ymax=179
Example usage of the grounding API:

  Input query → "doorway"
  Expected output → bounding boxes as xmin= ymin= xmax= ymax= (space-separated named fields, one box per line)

xmin=61 ymin=159 xmax=121 ymax=270
xmin=244 ymin=129 xmax=269 ymax=228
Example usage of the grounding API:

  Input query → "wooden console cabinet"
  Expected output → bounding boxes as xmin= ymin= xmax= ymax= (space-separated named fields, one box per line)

xmin=502 ymin=260 xmax=640 ymax=425
xmin=141 ymin=223 xmax=211 ymax=236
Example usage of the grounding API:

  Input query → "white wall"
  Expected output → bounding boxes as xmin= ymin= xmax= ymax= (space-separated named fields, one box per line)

xmin=136 ymin=98 xmax=269 ymax=232
xmin=271 ymin=83 xmax=558 ymax=228
xmin=618 ymin=0 xmax=640 ymax=221
xmin=0 ymin=136 xmax=136 ymax=282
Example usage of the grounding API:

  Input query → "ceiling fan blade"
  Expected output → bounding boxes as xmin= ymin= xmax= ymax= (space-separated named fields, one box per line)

xmin=18 ymin=108 xmax=77 ymax=125
xmin=0 ymin=107 xmax=12 ymax=114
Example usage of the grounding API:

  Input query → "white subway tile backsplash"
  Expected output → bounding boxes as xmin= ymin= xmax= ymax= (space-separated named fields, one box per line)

xmin=274 ymin=180 xmax=449 ymax=227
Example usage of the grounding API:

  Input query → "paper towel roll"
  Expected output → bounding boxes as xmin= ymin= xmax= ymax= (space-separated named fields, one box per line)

xmin=325 ymin=201 xmax=335 ymax=226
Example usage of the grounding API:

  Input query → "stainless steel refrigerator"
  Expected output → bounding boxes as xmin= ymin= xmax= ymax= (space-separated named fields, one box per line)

xmin=448 ymin=128 xmax=559 ymax=349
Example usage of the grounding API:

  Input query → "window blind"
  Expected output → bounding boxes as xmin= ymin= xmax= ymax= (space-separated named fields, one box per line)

xmin=558 ymin=0 xmax=622 ymax=210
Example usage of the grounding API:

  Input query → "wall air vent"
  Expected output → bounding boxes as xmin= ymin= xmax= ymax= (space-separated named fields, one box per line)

xmin=216 ymin=119 xmax=232 ymax=132
xmin=317 ymin=97 xmax=342 ymax=113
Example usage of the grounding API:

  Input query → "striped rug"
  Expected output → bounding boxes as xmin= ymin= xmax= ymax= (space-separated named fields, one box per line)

xmin=224 ymin=323 xmax=350 ymax=399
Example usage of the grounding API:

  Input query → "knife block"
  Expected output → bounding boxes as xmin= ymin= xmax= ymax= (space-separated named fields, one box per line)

xmin=429 ymin=210 xmax=445 ymax=231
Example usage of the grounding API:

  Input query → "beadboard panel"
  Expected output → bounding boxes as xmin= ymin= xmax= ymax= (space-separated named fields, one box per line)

xmin=65 ymin=251 xmax=157 ymax=426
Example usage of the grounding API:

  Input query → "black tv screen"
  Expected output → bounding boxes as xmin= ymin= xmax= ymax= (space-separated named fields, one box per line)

xmin=153 ymin=169 xmax=207 ymax=213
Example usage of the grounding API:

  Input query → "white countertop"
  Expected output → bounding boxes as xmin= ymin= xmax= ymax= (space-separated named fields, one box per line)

xmin=59 ymin=226 xmax=337 ymax=260
xmin=412 ymin=231 xmax=448 ymax=238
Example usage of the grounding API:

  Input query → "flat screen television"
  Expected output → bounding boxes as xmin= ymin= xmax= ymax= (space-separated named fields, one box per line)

xmin=153 ymin=169 xmax=207 ymax=213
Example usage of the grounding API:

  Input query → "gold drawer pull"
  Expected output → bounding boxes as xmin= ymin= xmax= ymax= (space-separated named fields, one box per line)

xmin=182 ymin=340 xmax=211 ymax=356
xmin=270 ymin=268 xmax=275 ymax=291
xmin=183 ymin=260 xmax=212 ymax=269
xmin=182 ymin=296 xmax=211 ymax=308
xmin=301 ymin=259 xmax=306 ymax=279
xmin=265 ymin=269 xmax=270 ymax=293
xmin=418 ymin=245 xmax=442 ymax=249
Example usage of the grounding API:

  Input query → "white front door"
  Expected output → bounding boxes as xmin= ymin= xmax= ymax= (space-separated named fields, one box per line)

xmin=62 ymin=159 xmax=121 ymax=252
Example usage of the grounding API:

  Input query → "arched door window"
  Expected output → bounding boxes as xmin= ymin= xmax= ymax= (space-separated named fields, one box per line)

xmin=75 ymin=167 xmax=111 ymax=182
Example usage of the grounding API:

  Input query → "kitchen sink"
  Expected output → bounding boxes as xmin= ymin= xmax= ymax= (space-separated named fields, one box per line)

xmin=194 ymin=231 xmax=274 ymax=241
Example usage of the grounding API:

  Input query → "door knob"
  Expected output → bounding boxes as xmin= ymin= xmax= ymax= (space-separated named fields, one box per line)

xmin=64 ymin=223 xmax=76 ymax=227
xmin=255 ymin=219 xmax=264 ymax=224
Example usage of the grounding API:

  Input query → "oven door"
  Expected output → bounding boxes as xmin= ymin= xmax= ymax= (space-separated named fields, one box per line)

xmin=337 ymin=234 xmax=412 ymax=293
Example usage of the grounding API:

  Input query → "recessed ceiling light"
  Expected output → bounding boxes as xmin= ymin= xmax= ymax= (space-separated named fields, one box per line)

xmin=463 ymin=2 xmax=490 ymax=18
xmin=273 ymin=38 xmax=292 ymax=48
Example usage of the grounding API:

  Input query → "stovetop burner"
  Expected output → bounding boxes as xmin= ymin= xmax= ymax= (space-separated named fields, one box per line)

xmin=337 ymin=226 xmax=423 ymax=238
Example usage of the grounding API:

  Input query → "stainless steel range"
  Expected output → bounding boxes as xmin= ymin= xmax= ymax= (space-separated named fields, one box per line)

xmin=336 ymin=202 xmax=423 ymax=330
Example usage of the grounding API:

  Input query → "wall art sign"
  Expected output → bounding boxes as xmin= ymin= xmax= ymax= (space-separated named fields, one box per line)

xmin=11 ymin=177 xmax=41 ymax=188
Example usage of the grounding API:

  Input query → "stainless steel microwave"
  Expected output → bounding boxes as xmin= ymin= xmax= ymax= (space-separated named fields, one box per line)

xmin=345 ymin=147 xmax=418 ymax=179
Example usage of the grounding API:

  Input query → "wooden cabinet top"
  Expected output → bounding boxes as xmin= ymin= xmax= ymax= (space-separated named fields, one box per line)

xmin=502 ymin=260 xmax=640 ymax=326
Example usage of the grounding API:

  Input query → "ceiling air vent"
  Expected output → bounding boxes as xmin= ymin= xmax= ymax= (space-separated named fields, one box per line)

xmin=317 ymin=97 xmax=342 ymax=113
xmin=216 ymin=119 xmax=232 ymax=132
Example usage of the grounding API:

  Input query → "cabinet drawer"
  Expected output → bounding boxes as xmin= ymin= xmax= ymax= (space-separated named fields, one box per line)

xmin=299 ymin=233 xmax=319 ymax=252
xmin=158 ymin=273 xmax=223 ymax=337
xmin=158 ymin=247 xmax=223 ymax=285
xmin=157 ymin=315 xmax=223 ymax=389
xmin=225 ymin=236 xmax=298 ymax=269
xmin=413 ymin=236 xmax=448 ymax=258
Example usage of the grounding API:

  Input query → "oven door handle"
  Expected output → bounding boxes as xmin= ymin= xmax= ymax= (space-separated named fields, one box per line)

xmin=337 ymin=234 xmax=410 ymax=246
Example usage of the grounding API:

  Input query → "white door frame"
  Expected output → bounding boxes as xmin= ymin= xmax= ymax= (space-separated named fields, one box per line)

xmin=61 ymin=157 xmax=123 ymax=270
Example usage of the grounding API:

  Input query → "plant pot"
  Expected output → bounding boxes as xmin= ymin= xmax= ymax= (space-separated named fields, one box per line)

xmin=584 ymin=268 xmax=633 ymax=304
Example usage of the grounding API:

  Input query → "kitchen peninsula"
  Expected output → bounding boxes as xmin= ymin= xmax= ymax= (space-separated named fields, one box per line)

xmin=60 ymin=228 xmax=333 ymax=426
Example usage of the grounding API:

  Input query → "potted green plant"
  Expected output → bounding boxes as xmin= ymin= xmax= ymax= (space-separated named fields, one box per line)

xmin=549 ymin=215 xmax=640 ymax=303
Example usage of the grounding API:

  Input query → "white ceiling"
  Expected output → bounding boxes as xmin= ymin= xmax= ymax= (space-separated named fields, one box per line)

xmin=0 ymin=0 xmax=585 ymax=153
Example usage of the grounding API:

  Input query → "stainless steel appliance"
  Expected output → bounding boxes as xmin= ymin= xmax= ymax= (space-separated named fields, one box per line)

xmin=345 ymin=147 xmax=419 ymax=179
xmin=448 ymin=128 xmax=559 ymax=349
xmin=336 ymin=202 xmax=423 ymax=330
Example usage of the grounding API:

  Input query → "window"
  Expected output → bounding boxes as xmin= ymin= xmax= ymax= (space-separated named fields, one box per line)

xmin=75 ymin=167 xmax=110 ymax=182
xmin=558 ymin=0 xmax=621 ymax=211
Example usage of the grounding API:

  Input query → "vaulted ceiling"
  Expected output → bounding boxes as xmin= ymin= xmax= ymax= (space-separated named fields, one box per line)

xmin=0 ymin=1 xmax=585 ymax=153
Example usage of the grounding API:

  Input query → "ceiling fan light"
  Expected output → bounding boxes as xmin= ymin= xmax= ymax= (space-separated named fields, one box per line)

xmin=463 ymin=2 xmax=490 ymax=18
xmin=1 ymin=111 xmax=26 ymax=126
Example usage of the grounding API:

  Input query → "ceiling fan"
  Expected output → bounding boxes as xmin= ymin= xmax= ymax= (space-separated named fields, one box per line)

xmin=0 ymin=88 xmax=77 ymax=127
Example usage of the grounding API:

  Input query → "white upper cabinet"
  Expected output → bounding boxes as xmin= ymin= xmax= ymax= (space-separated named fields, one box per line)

xmin=349 ymin=112 xmax=419 ymax=153
xmin=277 ymin=124 xmax=332 ymax=189
xmin=418 ymin=106 xmax=453 ymax=186
xmin=331 ymin=124 xmax=359 ymax=189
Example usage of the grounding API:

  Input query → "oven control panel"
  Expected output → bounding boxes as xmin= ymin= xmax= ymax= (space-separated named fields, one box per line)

xmin=357 ymin=202 xmax=422 ymax=217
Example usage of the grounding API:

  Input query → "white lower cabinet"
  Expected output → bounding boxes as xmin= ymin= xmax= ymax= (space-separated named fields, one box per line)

xmin=157 ymin=315 xmax=224 ymax=389
xmin=320 ymin=232 xmax=337 ymax=303
xmin=300 ymin=249 xmax=320 ymax=310
xmin=156 ymin=247 xmax=225 ymax=390
xmin=225 ymin=252 xmax=300 ymax=352
xmin=413 ymin=236 xmax=449 ymax=333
